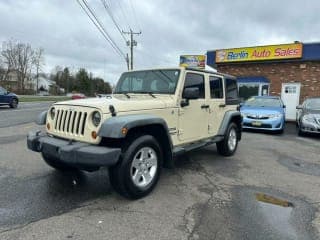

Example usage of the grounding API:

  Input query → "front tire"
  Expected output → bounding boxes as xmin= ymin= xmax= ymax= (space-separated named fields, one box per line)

xmin=10 ymin=98 xmax=18 ymax=108
xmin=109 ymin=135 xmax=163 ymax=199
xmin=216 ymin=122 xmax=239 ymax=156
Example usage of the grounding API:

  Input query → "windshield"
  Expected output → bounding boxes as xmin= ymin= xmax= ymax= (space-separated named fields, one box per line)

xmin=305 ymin=98 xmax=320 ymax=110
xmin=243 ymin=97 xmax=282 ymax=107
xmin=114 ymin=69 xmax=180 ymax=94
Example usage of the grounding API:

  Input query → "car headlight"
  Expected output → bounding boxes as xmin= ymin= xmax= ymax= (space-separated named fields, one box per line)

xmin=50 ymin=107 xmax=55 ymax=120
xmin=92 ymin=111 xmax=101 ymax=127
xmin=302 ymin=114 xmax=315 ymax=123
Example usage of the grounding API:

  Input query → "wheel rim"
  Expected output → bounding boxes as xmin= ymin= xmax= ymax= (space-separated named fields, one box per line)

xmin=130 ymin=147 xmax=158 ymax=188
xmin=228 ymin=128 xmax=237 ymax=151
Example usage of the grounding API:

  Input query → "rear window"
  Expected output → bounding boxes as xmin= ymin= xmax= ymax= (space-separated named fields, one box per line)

xmin=225 ymin=78 xmax=239 ymax=104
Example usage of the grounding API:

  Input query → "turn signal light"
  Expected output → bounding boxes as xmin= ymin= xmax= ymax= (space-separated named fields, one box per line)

xmin=121 ymin=127 xmax=128 ymax=136
xmin=46 ymin=123 xmax=50 ymax=130
xmin=91 ymin=131 xmax=97 ymax=139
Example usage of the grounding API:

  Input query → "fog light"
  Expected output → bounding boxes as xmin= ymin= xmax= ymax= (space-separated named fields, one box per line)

xmin=47 ymin=123 xmax=50 ymax=130
xmin=91 ymin=131 xmax=97 ymax=139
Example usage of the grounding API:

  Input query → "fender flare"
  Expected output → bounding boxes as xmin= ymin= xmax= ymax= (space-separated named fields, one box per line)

xmin=98 ymin=114 xmax=171 ymax=139
xmin=98 ymin=114 xmax=174 ymax=168
xmin=36 ymin=111 xmax=47 ymax=125
xmin=217 ymin=111 xmax=242 ymax=139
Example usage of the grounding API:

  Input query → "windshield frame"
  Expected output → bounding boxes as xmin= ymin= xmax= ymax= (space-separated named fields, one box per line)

xmin=113 ymin=69 xmax=181 ymax=95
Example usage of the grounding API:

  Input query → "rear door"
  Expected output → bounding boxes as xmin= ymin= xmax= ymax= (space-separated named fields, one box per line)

xmin=207 ymin=75 xmax=226 ymax=136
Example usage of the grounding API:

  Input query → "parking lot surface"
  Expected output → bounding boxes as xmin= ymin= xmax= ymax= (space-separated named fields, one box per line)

xmin=0 ymin=107 xmax=319 ymax=240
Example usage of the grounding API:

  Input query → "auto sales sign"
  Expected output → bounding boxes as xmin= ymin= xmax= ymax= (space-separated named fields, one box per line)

xmin=215 ymin=43 xmax=303 ymax=63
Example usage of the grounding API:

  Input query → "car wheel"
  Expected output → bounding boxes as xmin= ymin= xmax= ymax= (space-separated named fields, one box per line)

xmin=109 ymin=135 xmax=163 ymax=199
xmin=298 ymin=126 xmax=304 ymax=136
xmin=216 ymin=122 xmax=239 ymax=156
xmin=10 ymin=98 xmax=18 ymax=108
xmin=41 ymin=152 xmax=75 ymax=171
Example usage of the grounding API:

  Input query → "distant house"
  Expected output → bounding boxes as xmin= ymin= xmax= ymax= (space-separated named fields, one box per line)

xmin=0 ymin=69 xmax=21 ymax=91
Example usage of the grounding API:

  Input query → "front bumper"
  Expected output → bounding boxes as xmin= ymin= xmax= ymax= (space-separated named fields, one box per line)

xmin=242 ymin=117 xmax=284 ymax=131
xmin=27 ymin=131 xmax=121 ymax=169
xmin=300 ymin=121 xmax=320 ymax=134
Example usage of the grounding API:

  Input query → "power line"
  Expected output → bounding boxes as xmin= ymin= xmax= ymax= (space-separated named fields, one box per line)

xmin=101 ymin=0 xmax=128 ymax=43
xmin=129 ymin=0 xmax=141 ymax=31
xmin=76 ymin=0 xmax=127 ymax=63
xmin=116 ymin=0 xmax=132 ymax=31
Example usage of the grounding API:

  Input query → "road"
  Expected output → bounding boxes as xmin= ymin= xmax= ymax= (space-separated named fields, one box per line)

xmin=0 ymin=102 xmax=52 ymax=128
xmin=0 ymin=105 xmax=319 ymax=240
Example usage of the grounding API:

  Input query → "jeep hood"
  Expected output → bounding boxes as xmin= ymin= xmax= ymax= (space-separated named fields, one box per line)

xmin=54 ymin=95 xmax=170 ymax=113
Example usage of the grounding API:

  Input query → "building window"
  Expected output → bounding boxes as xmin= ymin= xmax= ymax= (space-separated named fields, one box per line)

xmin=209 ymin=76 xmax=224 ymax=98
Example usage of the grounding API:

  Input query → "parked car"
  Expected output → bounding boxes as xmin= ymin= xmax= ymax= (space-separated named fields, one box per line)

xmin=296 ymin=97 xmax=320 ymax=136
xmin=240 ymin=96 xmax=286 ymax=133
xmin=71 ymin=93 xmax=86 ymax=100
xmin=27 ymin=67 xmax=242 ymax=199
xmin=0 ymin=86 xmax=19 ymax=108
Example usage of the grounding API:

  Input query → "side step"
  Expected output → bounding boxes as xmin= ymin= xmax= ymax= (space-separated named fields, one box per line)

xmin=173 ymin=136 xmax=224 ymax=157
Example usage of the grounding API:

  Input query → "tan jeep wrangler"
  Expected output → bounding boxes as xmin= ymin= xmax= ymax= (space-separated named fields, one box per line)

xmin=27 ymin=67 xmax=242 ymax=199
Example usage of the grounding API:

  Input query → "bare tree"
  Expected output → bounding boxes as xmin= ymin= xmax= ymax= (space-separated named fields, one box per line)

xmin=1 ymin=39 xmax=35 ymax=93
xmin=32 ymin=48 xmax=44 ymax=94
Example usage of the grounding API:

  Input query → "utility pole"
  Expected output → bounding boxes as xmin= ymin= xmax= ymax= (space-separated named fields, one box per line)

xmin=122 ymin=29 xmax=141 ymax=70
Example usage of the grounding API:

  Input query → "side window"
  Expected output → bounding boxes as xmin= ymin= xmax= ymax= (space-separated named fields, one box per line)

xmin=184 ymin=73 xmax=205 ymax=98
xmin=225 ymin=78 xmax=239 ymax=104
xmin=0 ymin=87 xmax=5 ymax=95
xmin=209 ymin=76 xmax=223 ymax=99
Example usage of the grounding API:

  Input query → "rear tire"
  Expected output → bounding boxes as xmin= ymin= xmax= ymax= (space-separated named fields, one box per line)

xmin=41 ymin=152 xmax=75 ymax=171
xmin=109 ymin=135 xmax=163 ymax=199
xmin=216 ymin=123 xmax=239 ymax=156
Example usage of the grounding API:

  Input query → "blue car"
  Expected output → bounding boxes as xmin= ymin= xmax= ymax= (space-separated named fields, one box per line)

xmin=240 ymin=96 xmax=286 ymax=133
xmin=0 ymin=86 xmax=19 ymax=108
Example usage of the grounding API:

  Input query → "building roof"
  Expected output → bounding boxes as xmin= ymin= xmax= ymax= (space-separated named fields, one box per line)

xmin=207 ymin=42 xmax=320 ymax=66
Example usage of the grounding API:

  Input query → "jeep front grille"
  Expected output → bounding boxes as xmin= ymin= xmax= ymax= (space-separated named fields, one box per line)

xmin=54 ymin=109 xmax=88 ymax=136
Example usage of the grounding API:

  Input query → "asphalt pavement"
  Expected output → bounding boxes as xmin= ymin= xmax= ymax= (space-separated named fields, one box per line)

xmin=0 ymin=107 xmax=319 ymax=240
xmin=0 ymin=102 xmax=52 ymax=128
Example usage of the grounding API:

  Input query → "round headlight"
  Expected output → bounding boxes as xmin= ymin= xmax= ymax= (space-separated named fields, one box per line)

xmin=50 ymin=107 xmax=55 ymax=120
xmin=92 ymin=111 xmax=101 ymax=127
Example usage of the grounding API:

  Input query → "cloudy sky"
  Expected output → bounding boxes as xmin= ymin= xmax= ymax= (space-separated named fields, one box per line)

xmin=0 ymin=0 xmax=319 ymax=84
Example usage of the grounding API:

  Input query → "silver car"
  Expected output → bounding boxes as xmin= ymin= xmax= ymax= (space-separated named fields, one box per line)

xmin=296 ymin=97 xmax=320 ymax=136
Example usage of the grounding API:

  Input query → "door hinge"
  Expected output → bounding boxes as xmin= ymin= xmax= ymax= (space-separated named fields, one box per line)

xmin=177 ymin=129 xmax=184 ymax=135
xmin=178 ymin=109 xmax=185 ymax=116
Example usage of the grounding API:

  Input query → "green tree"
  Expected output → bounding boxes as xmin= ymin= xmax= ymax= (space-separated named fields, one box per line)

xmin=76 ymin=68 xmax=90 ymax=95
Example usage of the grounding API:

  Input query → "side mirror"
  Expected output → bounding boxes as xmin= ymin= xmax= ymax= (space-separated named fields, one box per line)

xmin=283 ymin=105 xmax=286 ymax=108
xmin=296 ymin=105 xmax=302 ymax=109
xmin=182 ymin=87 xmax=199 ymax=100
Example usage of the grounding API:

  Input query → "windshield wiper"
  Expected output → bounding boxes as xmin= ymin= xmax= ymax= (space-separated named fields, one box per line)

xmin=114 ymin=92 xmax=130 ymax=98
xmin=136 ymin=91 xmax=156 ymax=98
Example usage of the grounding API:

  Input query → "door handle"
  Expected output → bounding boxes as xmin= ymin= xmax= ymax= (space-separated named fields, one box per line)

xmin=201 ymin=104 xmax=210 ymax=109
xmin=219 ymin=103 xmax=226 ymax=108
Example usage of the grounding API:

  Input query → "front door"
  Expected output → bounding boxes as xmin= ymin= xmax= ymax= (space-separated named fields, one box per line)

xmin=207 ymin=75 xmax=225 ymax=135
xmin=281 ymin=83 xmax=301 ymax=120
xmin=178 ymin=72 xmax=208 ymax=142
